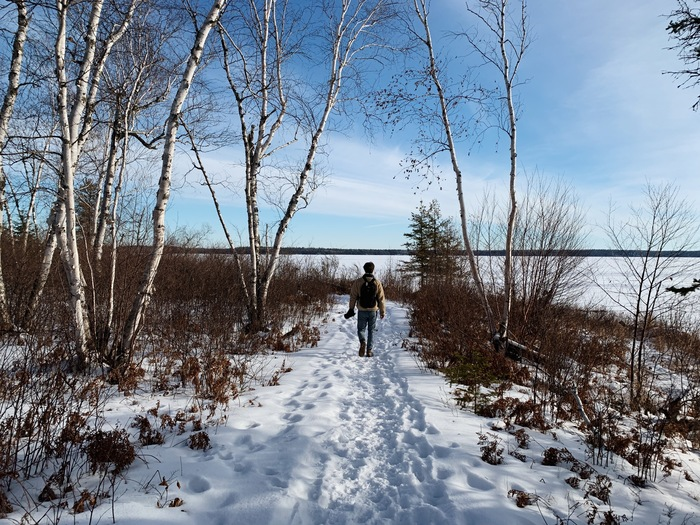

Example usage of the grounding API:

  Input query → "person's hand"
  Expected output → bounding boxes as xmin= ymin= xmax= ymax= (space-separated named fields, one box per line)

xmin=344 ymin=308 xmax=355 ymax=319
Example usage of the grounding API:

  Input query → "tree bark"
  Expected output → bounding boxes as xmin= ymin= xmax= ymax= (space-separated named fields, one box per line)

xmin=464 ymin=0 xmax=528 ymax=348
xmin=412 ymin=0 xmax=496 ymax=337
xmin=0 ymin=0 xmax=29 ymax=330
xmin=220 ymin=0 xmax=393 ymax=332
xmin=118 ymin=0 xmax=229 ymax=361
xmin=54 ymin=0 xmax=106 ymax=363
xmin=497 ymin=0 xmax=521 ymax=344
xmin=93 ymin=111 xmax=124 ymax=262
xmin=50 ymin=0 xmax=141 ymax=364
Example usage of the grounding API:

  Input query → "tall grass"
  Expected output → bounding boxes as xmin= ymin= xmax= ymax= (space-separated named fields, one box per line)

xmin=0 ymin=243 xmax=339 ymax=519
xmin=399 ymin=258 xmax=700 ymax=484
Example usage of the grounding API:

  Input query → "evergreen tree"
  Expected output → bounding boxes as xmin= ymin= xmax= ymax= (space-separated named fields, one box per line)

xmin=402 ymin=200 xmax=461 ymax=286
xmin=668 ymin=0 xmax=700 ymax=110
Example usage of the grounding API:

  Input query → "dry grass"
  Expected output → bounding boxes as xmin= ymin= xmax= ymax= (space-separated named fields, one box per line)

xmin=0 ymin=242 xmax=340 ymax=517
xmin=400 ymin=265 xmax=700 ymax=484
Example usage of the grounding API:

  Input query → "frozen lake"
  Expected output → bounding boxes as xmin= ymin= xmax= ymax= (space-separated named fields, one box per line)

xmin=293 ymin=253 xmax=700 ymax=320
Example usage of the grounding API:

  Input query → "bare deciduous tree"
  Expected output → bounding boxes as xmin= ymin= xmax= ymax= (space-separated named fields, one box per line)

xmin=599 ymin=181 xmax=699 ymax=404
xmin=394 ymin=0 xmax=529 ymax=349
xmin=91 ymin=8 xmax=176 ymax=262
xmin=118 ymin=0 xmax=229 ymax=363
xmin=0 ymin=0 xmax=30 ymax=330
xmin=215 ymin=0 xmax=399 ymax=332
xmin=470 ymin=174 xmax=589 ymax=353
xmin=463 ymin=0 xmax=529 ymax=348
xmin=397 ymin=0 xmax=496 ymax=337
xmin=510 ymin=174 xmax=588 ymax=338
xmin=79 ymin=7 xmax=178 ymax=360
xmin=53 ymin=0 xmax=140 ymax=365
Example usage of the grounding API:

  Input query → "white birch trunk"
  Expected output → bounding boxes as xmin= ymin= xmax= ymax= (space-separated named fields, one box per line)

xmin=105 ymin=135 xmax=129 ymax=359
xmin=54 ymin=0 xmax=105 ymax=361
xmin=413 ymin=0 xmax=496 ymax=336
xmin=259 ymin=0 xmax=368 ymax=310
xmin=219 ymin=0 xmax=282 ymax=329
xmin=234 ymin=0 xmax=390 ymax=328
xmin=498 ymin=5 xmax=516 ymax=342
xmin=118 ymin=0 xmax=229 ymax=358
xmin=22 ymin=204 xmax=59 ymax=327
xmin=93 ymin=117 xmax=122 ymax=261
xmin=496 ymin=0 xmax=526 ymax=343
xmin=19 ymin=135 xmax=51 ymax=253
xmin=461 ymin=0 xmax=527 ymax=347
xmin=0 ymin=0 xmax=29 ymax=330
xmin=51 ymin=0 xmax=140 ymax=362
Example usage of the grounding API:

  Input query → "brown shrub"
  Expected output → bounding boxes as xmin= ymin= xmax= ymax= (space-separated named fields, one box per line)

xmin=478 ymin=432 xmax=504 ymax=465
xmin=187 ymin=431 xmax=211 ymax=451
xmin=479 ymin=397 xmax=549 ymax=431
xmin=0 ymin=488 xmax=12 ymax=518
xmin=507 ymin=489 xmax=538 ymax=508
xmin=73 ymin=490 xmax=97 ymax=514
xmin=132 ymin=415 xmax=165 ymax=446
xmin=84 ymin=429 xmax=135 ymax=474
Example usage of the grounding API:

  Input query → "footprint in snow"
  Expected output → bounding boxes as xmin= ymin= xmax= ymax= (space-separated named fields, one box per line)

xmin=426 ymin=424 xmax=440 ymax=435
xmin=436 ymin=466 xmax=455 ymax=480
xmin=186 ymin=475 xmax=211 ymax=494
xmin=233 ymin=460 xmax=252 ymax=474
xmin=467 ymin=471 xmax=497 ymax=491
xmin=282 ymin=412 xmax=304 ymax=423
xmin=433 ymin=445 xmax=453 ymax=459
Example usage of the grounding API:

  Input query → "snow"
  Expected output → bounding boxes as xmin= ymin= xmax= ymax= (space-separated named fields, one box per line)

xmin=15 ymin=296 xmax=700 ymax=525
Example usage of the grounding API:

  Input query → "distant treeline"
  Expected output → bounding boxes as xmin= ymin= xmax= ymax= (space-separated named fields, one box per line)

xmin=166 ymin=246 xmax=700 ymax=257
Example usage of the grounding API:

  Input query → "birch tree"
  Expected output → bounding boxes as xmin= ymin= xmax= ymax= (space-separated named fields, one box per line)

xmin=389 ymin=0 xmax=528 ymax=349
xmin=82 ymin=7 xmax=178 ymax=357
xmin=402 ymin=0 xmax=496 ymax=338
xmin=53 ymin=0 xmax=140 ymax=364
xmin=216 ymin=0 xmax=399 ymax=332
xmin=117 ymin=0 xmax=229 ymax=363
xmin=463 ymin=0 xmax=529 ymax=348
xmin=91 ymin=9 xmax=175 ymax=262
xmin=0 ymin=0 xmax=30 ymax=330
xmin=380 ymin=0 xmax=504 ymax=337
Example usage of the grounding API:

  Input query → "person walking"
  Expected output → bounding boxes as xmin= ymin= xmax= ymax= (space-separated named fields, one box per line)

xmin=344 ymin=262 xmax=385 ymax=357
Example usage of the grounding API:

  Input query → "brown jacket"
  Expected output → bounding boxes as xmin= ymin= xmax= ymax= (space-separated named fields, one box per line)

xmin=349 ymin=274 xmax=386 ymax=316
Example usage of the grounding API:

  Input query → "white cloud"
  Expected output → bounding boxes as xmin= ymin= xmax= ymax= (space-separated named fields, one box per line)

xmin=304 ymin=135 xmax=502 ymax=225
xmin=171 ymin=1 xmax=700 ymax=250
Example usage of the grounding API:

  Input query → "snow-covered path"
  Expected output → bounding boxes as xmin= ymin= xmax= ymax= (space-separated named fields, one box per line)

xmin=182 ymin=303 xmax=485 ymax=525
xmin=102 ymin=301 xmax=520 ymax=525
xmin=272 ymin=309 xmax=458 ymax=524
xmin=27 ymin=299 xmax=700 ymax=525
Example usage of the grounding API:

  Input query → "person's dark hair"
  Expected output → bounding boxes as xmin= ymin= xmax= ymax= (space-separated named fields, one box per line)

xmin=363 ymin=262 xmax=375 ymax=274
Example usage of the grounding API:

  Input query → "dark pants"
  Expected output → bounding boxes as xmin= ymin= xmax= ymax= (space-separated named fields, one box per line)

xmin=357 ymin=310 xmax=378 ymax=349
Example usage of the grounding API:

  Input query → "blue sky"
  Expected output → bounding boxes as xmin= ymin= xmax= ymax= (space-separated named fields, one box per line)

xmin=167 ymin=0 xmax=700 ymax=250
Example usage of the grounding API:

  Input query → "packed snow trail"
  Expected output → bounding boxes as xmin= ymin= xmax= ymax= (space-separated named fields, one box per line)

xmin=274 ymin=307 xmax=459 ymax=524
xmin=148 ymin=301 xmax=533 ymax=525
xmin=194 ymin=303 xmax=468 ymax=525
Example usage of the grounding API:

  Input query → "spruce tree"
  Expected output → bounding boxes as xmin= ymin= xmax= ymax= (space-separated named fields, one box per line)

xmin=402 ymin=200 xmax=461 ymax=286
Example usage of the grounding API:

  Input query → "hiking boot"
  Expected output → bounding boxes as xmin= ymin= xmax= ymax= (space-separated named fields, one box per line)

xmin=366 ymin=348 xmax=374 ymax=358
xmin=359 ymin=341 xmax=366 ymax=357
